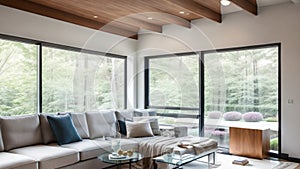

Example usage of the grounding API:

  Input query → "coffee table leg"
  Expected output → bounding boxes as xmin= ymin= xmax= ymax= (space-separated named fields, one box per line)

xmin=152 ymin=160 xmax=157 ymax=169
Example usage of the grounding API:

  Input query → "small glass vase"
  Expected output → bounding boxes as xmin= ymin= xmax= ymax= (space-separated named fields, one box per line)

xmin=111 ymin=139 xmax=121 ymax=154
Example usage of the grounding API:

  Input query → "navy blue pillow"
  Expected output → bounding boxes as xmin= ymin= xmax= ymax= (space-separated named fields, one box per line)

xmin=47 ymin=114 xmax=82 ymax=145
xmin=118 ymin=120 xmax=127 ymax=135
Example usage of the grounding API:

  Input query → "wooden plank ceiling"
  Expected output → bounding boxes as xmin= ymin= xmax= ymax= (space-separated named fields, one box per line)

xmin=0 ymin=0 xmax=257 ymax=39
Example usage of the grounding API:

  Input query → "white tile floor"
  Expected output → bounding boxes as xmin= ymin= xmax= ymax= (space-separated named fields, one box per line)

xmin=176 ymin=153 xmax=299 ymax=169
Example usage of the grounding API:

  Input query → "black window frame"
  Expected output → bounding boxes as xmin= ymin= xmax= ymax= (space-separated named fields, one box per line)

xmin=145 ymin=43 xmax=281 ymax=155
xmin=201 ymin=43 xmax=281 ymax=156
xmin=0 ymin=33 xmax=128 ymax=113
xmin=144 ymin=52 xmax=203 ymax=135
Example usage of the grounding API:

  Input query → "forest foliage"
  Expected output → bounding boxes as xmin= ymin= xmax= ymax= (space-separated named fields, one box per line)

xmin=0 ymin=39 xmax=125 ymax=116
xmin=0 ymin=38 xmax=278 ymax=119
xmin=149 ymin=47 xmax=278 ymax=118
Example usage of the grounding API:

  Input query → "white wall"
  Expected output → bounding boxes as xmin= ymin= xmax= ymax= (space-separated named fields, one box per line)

xmin=136 ymin=3 xmax=300 ymax=158
xmin=0 ymin=5 xmax=138 ymax=108
xmin=1 ymin=2 xmax=300 ymax=158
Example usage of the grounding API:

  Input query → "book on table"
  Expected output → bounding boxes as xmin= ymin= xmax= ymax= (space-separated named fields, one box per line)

xmin=232 ymin=158 xmax=249 ymax=166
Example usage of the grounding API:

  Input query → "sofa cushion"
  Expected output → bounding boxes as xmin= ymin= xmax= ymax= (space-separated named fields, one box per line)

xmin=86 ymin=111 xmax=117 ymax=139
xmin=61 ymin=139 xmax=110 ymax=160
xmin=39 ymin=113 xmax=57 ymax=144
xmin=47 ymin=114 xmax=82 ymax=145
xmin=0 ymin=152 xmax=37 ymax=169
xmin=10 ymin=145 xmax=79 ymax=169
xmin=126 ymin=121 xmax=154 ymax=138
xmin=116 ymin=109 xmax=134 ymax=121
xmin=115 ymin=110 xmax=134 ymax=136
xmin=134 ymin=109 xmax=160 ymax=135
xmin=70 ymin=113 xmax=90 ymax=139
xmin=0 ymin=114 xmax=43 ymax=151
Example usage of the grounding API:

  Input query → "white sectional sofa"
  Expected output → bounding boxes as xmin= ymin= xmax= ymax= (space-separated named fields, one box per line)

xmin=0 ymin=109 xmax=217 ymax=169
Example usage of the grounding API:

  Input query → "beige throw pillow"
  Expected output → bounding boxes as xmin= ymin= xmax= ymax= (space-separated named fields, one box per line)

xmin=126 ymin=121 xmax=154 ymax=138
xmin=134 ymin=109 xmax=160 ymax=135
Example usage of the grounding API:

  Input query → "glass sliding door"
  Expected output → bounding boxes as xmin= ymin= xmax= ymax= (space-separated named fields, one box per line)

xmin=0 ymin=38 xmax=38 ymax=116
xmin=146 ymin=54 xmax=200 ymax=136
xmin=203 ymin=44 xmax=279 ymax=152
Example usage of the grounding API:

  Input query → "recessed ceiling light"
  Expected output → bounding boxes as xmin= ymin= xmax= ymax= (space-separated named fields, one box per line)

xmin=147 ymin=17 xmax=153 ymax=20
xmin=93 ymin=15 xmax=98 ymax=18
xmin=220 ymin=0 xmax=231 ymax=6
xmin=179 ymin=11 xmax=185 ymax=14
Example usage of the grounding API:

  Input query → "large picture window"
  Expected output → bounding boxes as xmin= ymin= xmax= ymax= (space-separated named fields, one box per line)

xmin=0 ymin=35 xmax=127 ymax=116
xmin=145 ymin=44 xmax=280 ymax=152
xmin=42 ymin=47 xmax=126 ymax=112
xmin=0 ymin=39 xmax=37 ymax=116
xmin=203 ymin=44 xmax=280 ymax=152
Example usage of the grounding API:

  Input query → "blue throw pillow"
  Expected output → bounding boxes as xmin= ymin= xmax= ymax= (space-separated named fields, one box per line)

xmin=118 ymin=120 xmax=127 ymax=135
xmin=47 ymin=114 xmax=82 ymax=145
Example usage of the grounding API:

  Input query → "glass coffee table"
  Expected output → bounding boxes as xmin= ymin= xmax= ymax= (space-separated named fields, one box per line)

xmin=98 ymin=152 xmax=143 ymax=169
xmin=152 ymin=149 xmax=216 ymax=169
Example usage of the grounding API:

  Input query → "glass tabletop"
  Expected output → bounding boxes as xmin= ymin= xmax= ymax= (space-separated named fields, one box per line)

xmin=153 ymin=153 xmax=198 ymax=166
xmin=98 ymin=152 xmax=143 ymax=165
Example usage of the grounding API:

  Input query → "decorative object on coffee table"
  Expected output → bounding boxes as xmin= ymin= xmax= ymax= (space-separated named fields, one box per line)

xmin=98 ymin=152 xmax=143 ymax=169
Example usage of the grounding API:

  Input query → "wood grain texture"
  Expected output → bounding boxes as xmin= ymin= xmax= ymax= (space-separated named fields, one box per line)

xmin=0 ymin=0 xmax=139 ymax=39
xmin=231 ymin=0 xmax=258 ymax=15
xmin=164 ymin=0 xmax=221 ymax=22
xmin=229 ymin=127 xmax=270 ymax=159
xmin=0 ymin=0 xmax=258 ymax=38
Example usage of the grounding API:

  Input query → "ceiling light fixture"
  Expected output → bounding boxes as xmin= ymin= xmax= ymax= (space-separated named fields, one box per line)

xmin=220 ymin=0 xmax=231 ymax=6
xmin=93 ymin=15 xmax=98 ymax=18
xmin=147 ymin=17 xmax=153 ymax=20
xmin=179 ymin=11 xmax=185 ymax=14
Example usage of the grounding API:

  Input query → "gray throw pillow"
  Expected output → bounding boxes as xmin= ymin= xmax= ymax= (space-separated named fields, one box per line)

xmin=39 ymin=113 xmax=57 ymax=144
xmin=86 ymin=110 xmax=117 ymax=139
xmin=0 ymin=114 xmax=43 ymax=151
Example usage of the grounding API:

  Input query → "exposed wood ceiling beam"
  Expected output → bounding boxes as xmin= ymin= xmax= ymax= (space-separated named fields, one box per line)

xmin=117 ymin=17 xmax=163 ymax=33
xmin=0 ymin=0 xmax=260 ymax=39
xmin=138 ymin=13 xmax=191 ymax=29
xmin=110 ymin=0 xmax=191 ymax=28
xmin=193 ymin=0 xmax=221 ymax=14
xmin=163 ymin=0 xmax=222 ymax=23
xmin=231 ymin=0 xmax=258 ymax=15
xmin=0 ymin=0 xmax=138 ymax=39
xmin=101 ymin=25 xmax=138 ymax=39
